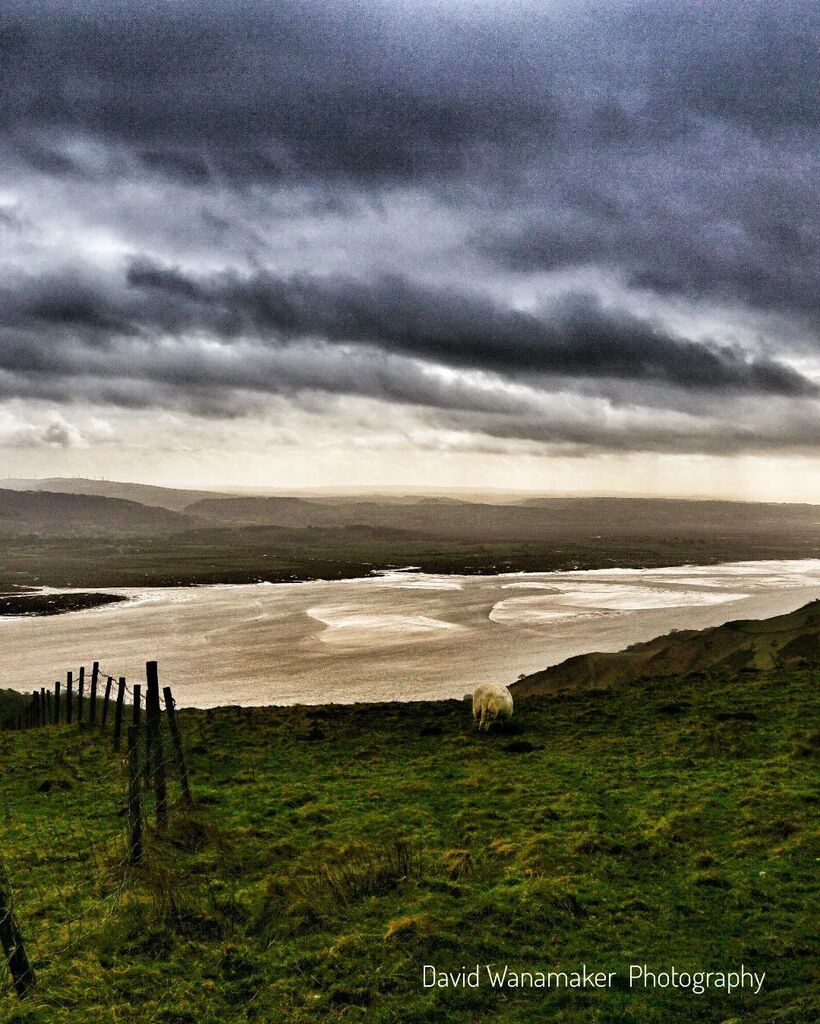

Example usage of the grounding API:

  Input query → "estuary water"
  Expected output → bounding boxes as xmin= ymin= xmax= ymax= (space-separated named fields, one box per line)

xmin=1 ymin=559 xmax=819 ymax=706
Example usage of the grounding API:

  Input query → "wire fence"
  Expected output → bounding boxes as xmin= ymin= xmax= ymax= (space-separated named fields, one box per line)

xmin=0 ymin=660 xmax=194 ymax=1002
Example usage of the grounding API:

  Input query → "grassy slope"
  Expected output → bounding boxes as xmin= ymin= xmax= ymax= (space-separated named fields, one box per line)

xmin=1 ymin=665 xmax=817 ymax=1023
xmin=512 ymin=601 xmax=820 ymax=697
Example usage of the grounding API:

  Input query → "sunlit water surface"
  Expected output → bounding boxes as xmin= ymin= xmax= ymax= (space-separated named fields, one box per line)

xmin=1 ymin=559 xmax=818 ymax=706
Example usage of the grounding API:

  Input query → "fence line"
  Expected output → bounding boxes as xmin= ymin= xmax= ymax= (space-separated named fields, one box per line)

xmin=0 ymin=661 xmax=194 ymax=1002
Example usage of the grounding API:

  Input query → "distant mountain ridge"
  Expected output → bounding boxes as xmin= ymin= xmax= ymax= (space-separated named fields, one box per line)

xmin=185 ymin=493 xmax=820 ymax=542
xmin=0 ymin=489 xmax=191 ymax=537
xmin=0 ymin=479 xmax=818 ymax=553
xmin=511 ymin=601 xmax=820 ymax=697
xmin=1 ymin=478 xmax=234 ymax=512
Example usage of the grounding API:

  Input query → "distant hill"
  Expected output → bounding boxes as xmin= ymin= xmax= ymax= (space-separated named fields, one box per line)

xmin=186 ymin=494 xmax=820 ymax=543
xmin=0 ymin=489 xmax=192 ymax=537
xmin=3 ymin=480 xmax=818 ymax=542
xmin=0 ymin=479 xmax=503 ymax=511
xmin=516 ymin=496 xmax=820 ymax=533
xmin=511 ymin=601 xmax=820 ymax=697
xmin=1 ymin=478 xmax=234 ymax=512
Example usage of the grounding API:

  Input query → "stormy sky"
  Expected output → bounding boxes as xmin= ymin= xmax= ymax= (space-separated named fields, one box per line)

xmin=1 ymin=0 xmax=818 ymax=498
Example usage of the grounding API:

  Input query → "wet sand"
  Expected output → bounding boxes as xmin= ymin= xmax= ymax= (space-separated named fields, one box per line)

xmin=1 ymin=559 xmax=818 ymax=706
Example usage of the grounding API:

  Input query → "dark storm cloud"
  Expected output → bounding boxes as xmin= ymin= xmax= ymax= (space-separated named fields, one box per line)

xmin=0 ymin=0 xmax=817 ymax=457
xmin=0 ymin=0 xmax=557 ymax=183
xmin=482 ymin=158 xmax=820 ymax=318
xmin=126 ymin=262 xmax=817 ymax=396
xmin=0 ymin=0 xmax=815 ymax=321
xmin=1 ymin=1 xmax=814 ymax=178
xmin=0 ymin=260 xmax=814 ymax=401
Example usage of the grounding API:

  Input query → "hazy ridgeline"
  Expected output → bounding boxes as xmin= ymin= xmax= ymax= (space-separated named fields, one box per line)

xmin=0 ymin=482 xmax=817 ymax=590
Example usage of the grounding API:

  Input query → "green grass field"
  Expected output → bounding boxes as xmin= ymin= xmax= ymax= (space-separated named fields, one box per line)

xmin=1 ymin=661 xmax=817 ymax=1023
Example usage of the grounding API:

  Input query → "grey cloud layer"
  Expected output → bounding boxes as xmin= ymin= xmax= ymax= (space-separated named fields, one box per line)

xmin=2 ymin=260 xmax=813 ymax=398
xmin=0 ymin=0 xmax=817 ymax=456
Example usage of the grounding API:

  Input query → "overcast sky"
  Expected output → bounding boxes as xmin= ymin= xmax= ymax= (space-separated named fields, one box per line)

xmin=1 ymin=0 xmax=817 ymax=499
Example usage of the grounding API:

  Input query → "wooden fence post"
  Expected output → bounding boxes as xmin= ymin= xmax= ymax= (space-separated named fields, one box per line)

xmin=77 ymin=666 xmax=85 ymax=724
xmin=126 ymin=725 xmax=143 ymax=866
xmin=45 ymin=690 xmax=53 ymax=725
xmin=54 ymin=681 xmax=61 ymax=725
xmin=163 ymin=686 xmax=193 ymax=806
xmin=90 ymin=662 xmax=99 ymax=726
xmin=66 ymin=671 xmax=73 ymax=725
xmin=101 ymin=676 xmax=113 ymax=728
xmin=113 ymin=678 xmax=126 ymax=751
xmin=133 ymin=685 xmax=149 ymax=788
xmin=145 ymin=662 xmax=168 ymax=830
xmin=31 ymin=693 xmax=39 ymax=728
xmin=40 ymin=688 xmax=46 ymax=725
xmin=0 ymin=873 xmax=36 ymax=998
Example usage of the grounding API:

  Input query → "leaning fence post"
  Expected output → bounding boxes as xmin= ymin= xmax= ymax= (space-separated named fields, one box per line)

xmin=163 ymin=686 xmax=193 ymax=806
xmin=126 ymin=725 xmax=143 ymax=866
xmin=101 ymin=676 xmax=113 ymax=728
xmin=0 ymin=870 xmax=36 ymax=998
xmin=77 ymin=666 xmax=85 ymax=724
xmin=145 ymin=662 xmax=168 ymax=830
xmin=113 ymin=678 xmax=126 ymax=751
xmin=90 ymin=662 xmax=99 ymax=726
xmin=66 ymin=671 xmax=73 ymax=725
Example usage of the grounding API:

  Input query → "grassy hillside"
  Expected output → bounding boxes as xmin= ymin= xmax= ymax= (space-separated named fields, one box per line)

xmin=512 ymin=601 xmax=820 ymax=697
xmin=1 ymin=660 xmax=817 ymax=1022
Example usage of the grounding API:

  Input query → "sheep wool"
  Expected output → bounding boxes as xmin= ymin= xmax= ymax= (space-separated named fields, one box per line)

xmin=472 ymin=683 xmax=514 ymax=731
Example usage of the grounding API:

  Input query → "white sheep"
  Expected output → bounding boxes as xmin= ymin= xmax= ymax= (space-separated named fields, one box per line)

xmin=472 ymin=683 xmax=514 ymax=732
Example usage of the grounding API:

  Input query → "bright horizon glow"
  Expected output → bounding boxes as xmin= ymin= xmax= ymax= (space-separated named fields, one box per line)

xmin=2 ymin=449 xmax=819 ymax=504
